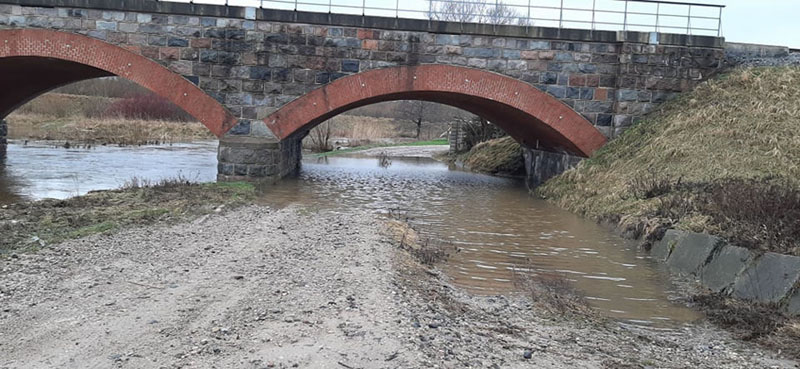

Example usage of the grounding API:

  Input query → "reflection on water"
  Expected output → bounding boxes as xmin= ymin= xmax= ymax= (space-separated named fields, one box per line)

xmin=0 ymin=141 xmax=218 ymax=203
xmin=0 ymin=144 xmax=701 ymax=326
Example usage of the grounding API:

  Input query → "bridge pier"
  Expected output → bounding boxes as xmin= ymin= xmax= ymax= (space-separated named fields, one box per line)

xmin=217 ymin=135 xmax=301 ymax=182
xmin=523 ymin=148 xmax=583 ymax=189
xmin=0 ymin=119 xmax=6 ymax=160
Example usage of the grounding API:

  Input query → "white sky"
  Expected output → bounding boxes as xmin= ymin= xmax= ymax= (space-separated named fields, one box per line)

xmin=187 ymin=0 xmax=800 ymax=48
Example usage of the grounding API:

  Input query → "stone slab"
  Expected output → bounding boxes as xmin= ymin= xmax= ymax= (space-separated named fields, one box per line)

xmin=787 ymin=289 xmax=800 ymax=315
xmin=651 ymin=229 xmax=682 ymax=262
xmin=700 ymin=245 xmax=754 ymax=293
xmin=733 ymin=252 xmax=800 ymax=303
xmin=666 ymin=232 xmax=723 ymax=276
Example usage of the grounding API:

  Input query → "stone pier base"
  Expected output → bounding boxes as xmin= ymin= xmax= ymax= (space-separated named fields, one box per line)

xmin=523 ymin=148 xmax=583 ymax=189
xmin=217 ymin=136 xmax=301 ymax=182
xmin=0 ymin=119 xmax=7 ymax=159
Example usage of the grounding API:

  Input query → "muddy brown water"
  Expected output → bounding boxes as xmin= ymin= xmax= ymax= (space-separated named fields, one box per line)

xmin=0 ymin=141 xmax=701 ymax=326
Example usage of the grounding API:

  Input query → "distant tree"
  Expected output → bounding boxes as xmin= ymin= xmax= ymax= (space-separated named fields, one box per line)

xmin=408 ymin=100 xmax=426 ymax=139
xmin=428 ymin=0 xmax=528 ymax=25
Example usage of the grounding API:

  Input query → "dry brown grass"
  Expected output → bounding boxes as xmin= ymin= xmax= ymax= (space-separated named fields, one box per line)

xmin=8 ymin=113 xmax=213 ymax=145
xmin=512 ymin=270 xmax=597 ymax=318
xmin=458 ymin=136 xmax=525 ymax=175
xmin=13 ymin=93 xmax=112 ymax=118
xmin=302 ymin=114 xmax=449 ymax=150
xmin=537 ymin=67 xmax=800 ymax=253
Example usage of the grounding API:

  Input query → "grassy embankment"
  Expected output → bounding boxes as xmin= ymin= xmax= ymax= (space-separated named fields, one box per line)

xmin=537 ymin=67 xmax=800 ymax=357
xmin=8 ymin=93 xmax=213 ymax=145
xmin=538 ymin=67 xmax=800 ymax=256
xmin=0 ymin=180 xmax=255 ymax=253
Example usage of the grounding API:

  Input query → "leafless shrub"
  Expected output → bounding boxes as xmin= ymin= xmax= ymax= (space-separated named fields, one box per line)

xmin=386 ymin=208 xmax=454 ymax=265
xmin=122 ymin=174 xmax=196 ymax=190
xmin=104 ymin=94 xmax=194 ymax=122
xmin=512 ymin=269 xmax=595 ymax=317
xmin=308 ymin=121 xmax=333 ymax=152
xmin=456 ymin=116 xmax=506 ymax=151
xmin=627 ymin=170 xmax=682 ymax=200
xmin=702 ymin=178 xmax=800 ymax=254
xmin=377 ymin=151 xmax=392 ymax=168
xmin=428 ymin=0 xmax=528 ymax=25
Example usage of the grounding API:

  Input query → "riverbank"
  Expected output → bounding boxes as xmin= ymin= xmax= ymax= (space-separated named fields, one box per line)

xmin=0 ymin=180 xmax=254 ymax=252
xmin=445 ymin=136 xmax=526 ymax=176
xmin=536 ymin=67 xmax=800 ymax=355
xmin=7 ymin=113 xmax=213 ymax=146
xmin=0 ymin=201 xmax=795 ymax=368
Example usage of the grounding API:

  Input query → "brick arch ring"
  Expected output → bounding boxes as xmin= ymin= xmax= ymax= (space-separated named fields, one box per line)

xmin=265 ymin=65 xmax=607 ymax=157
xmin=0 ymin=29 xmax=237 ymax=137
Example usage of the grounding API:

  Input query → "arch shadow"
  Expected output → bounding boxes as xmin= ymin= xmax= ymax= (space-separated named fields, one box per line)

xmin=0 ymin=29 xmax=237 ymax=137
xmin=264 ymin=65 xmax=607 ymax=157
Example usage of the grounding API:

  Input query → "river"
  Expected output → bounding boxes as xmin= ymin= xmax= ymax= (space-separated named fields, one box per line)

xmin=0 ymin=140 xmax=701 ymax=326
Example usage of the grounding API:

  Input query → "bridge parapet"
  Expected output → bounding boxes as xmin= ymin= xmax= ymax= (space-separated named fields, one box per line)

xmin=0 ymin=0 xmax=726 ymax=180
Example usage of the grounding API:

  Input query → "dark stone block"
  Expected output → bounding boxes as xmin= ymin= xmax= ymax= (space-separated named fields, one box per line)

xmin=272 ymin=68 xmax=292 ymax=82
xmin=315 ymin=72 xmax=330 ymax=84
xmin=229 ymin=120 xmax=252 ymax=136
xmin=540 ymin=72 xmax=557 ymax=84
xmin=227 ymin=29 xmax=246 ymax=40
xmin=249 ymin=66 xmax=271 ymax=81
xmin=341 ymin=59 xmax=359 ymax=72
xmin=204 ymin=28 xmax=226 ymax=39
xmin=596 ymin=114 xmax=613 ymax=126
xmin=168 ymin=37 xmax=189 ymax=47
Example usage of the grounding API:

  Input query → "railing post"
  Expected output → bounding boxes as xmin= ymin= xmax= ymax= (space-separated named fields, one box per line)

xmin=395 ymin=0 xmax=399 ymax=18
xmin=717 ymin=6 xmax=723 ymax=37
xmin=655 ymin=3 xmax=659 ymax=32
xmin=526 ymin=0 xmax=531 ymax=28
xmin=623 ymin=0 xmax=628 ymax=31
xmin=686 ymin=5 xmax=691 ymax=34
xmin=591 ymin=0 xmax=596 ymax=30
xmin=558 ymin=0 xmax=563 ymax=28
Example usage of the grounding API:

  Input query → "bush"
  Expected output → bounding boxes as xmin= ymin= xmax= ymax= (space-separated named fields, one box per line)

xmin=455 ymin=116 xmax=506 ymax=151
xmin=104 ymin=94 xmax=194 ymax=122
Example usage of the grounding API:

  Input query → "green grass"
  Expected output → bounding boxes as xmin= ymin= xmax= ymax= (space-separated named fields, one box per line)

xmin=312 ymin=138 xmax=448 ymax=157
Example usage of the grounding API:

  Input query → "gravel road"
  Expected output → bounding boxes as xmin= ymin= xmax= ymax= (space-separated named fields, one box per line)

xmin=0 ymin=205 xmax=795 ymax=368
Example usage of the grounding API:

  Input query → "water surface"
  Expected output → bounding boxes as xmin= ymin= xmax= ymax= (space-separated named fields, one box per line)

xmin=0 ymin=143 xmax=701 ymax=326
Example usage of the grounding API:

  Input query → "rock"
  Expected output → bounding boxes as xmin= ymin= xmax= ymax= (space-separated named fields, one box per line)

xmin=651 ymin=229 xmax=681 ymax=261
xmin=787 ymin=290 xmax=800 ymax=315
xmin=699 ymin=245 xmax=753 ymax=293
xmin=732 ymin=252 xmax=800 ymax=303
xmin=665 ymin=232 xmax=723 ymax=276
xmin=523 ymin=349 xmax=533 ymax=359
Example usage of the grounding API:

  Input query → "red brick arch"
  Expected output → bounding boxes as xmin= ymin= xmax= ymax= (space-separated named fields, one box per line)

xmin=0 ymin=29 xmax=236 ymax=137
xmin=265 ymin=65 xmax=607 ymax=157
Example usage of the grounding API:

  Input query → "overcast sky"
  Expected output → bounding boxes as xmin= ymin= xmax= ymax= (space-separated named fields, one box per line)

xmin=713 ymin=0 xmax=799 ymax=48
xmin=210 ymin=0 xmax=800 ymax=48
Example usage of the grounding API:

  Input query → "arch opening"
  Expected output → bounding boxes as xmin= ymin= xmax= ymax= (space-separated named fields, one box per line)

xmin=0 ymin=29 xmax=237 ymax=137
xmin=265 ymin=65 xmax=607 ymax=158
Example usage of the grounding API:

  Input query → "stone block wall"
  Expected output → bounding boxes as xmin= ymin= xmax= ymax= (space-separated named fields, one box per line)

xmin=0 ymin=119 xmax=6 ymax=159
xmin=523 ymin=148 xmax=582 ymax=188
xmin=0 ymin=0 xmax=725 ymax=140
xmin=654 ymin=230 xmax=800 ymax=315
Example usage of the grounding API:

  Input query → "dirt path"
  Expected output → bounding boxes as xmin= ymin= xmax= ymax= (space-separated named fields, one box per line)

xmin=0 ymin=205 xmax=795 ymax=368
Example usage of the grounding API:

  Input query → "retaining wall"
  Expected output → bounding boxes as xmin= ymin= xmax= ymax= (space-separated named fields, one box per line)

xmin=0 ymin=119 xmax=6 ymax=159
xmin=653 ymin=229 xmax=800 ymax=315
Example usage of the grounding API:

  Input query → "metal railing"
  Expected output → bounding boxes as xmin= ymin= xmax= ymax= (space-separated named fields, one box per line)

xmin=163 ymin=0 xmax=724 ymax=36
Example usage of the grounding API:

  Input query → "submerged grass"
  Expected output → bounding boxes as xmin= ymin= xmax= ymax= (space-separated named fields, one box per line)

xmin=0 ymin=180 xmax=255 ymax=252
xmin=537 ymin=67 xmax=800 ymax=255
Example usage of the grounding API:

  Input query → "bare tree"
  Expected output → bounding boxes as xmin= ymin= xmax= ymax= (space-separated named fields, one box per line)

xmin=428 ymin=0 xmax=528 ymax=25
xmin=407 ymin=100 xmax=426 ymax=139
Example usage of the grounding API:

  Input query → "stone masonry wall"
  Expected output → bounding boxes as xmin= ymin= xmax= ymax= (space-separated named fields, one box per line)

xmin=0 ymin=119 xmax=6 ymax=159
xmin=0 ymin=0 xmax=724 ymax=140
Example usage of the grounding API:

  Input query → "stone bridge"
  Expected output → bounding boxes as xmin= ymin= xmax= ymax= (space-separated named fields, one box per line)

xmin=0 ymin=0 xmax=725 ymax=181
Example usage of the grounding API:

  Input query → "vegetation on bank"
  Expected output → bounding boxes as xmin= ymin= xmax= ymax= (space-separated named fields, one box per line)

xmin=8 ymin=92 xmax=210 ymax=145
xmin=0 ymin=179 xmax=255 ymax=253
xmin=537 ymin=67 xmax=800 ymax=256
xmin=450 ymin=136 xmax=525 ymax=176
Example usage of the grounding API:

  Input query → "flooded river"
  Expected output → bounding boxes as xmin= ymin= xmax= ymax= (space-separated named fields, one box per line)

xmin=0 ymin=140 xmax=701 ymax=326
